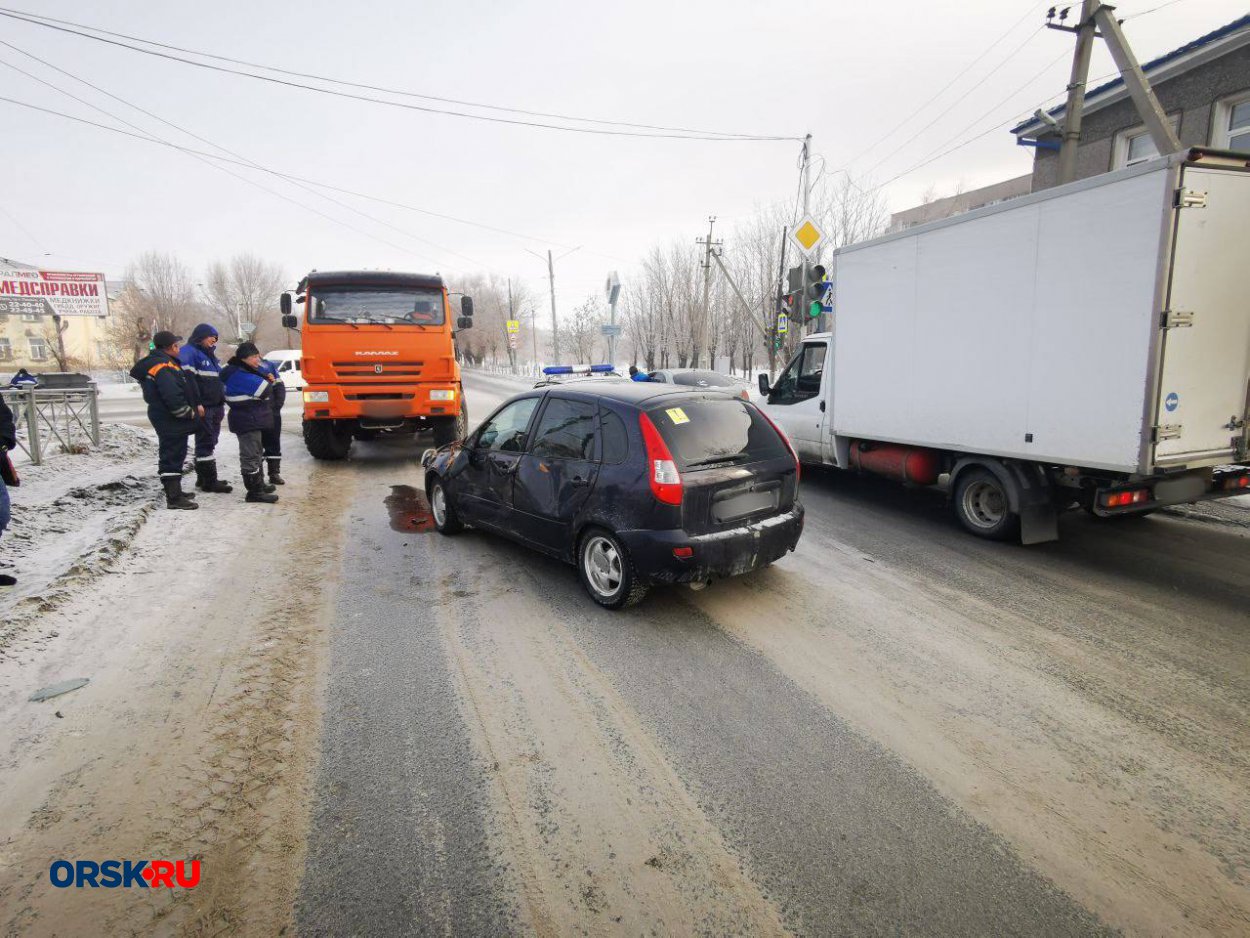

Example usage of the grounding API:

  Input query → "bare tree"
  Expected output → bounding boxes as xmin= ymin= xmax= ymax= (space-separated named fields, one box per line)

xmin=203 ymin=253 xmax=286 ymax=348
xmin=104 ymin=251 xmax=202 ymax=363
xmin=565 ymin=296 xmax=604 ymax=364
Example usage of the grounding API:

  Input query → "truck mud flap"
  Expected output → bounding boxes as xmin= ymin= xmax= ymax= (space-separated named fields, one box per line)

xmin=951 ymin=457 xmax=1058 ymax=545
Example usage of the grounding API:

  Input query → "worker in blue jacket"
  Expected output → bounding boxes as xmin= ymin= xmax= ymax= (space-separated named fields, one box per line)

xmin=258 ymin=357 xmax=286 ymax=486
xmin=221 ymin=342 xmax=278 ymax=504
xmin=129 ymin=331 xmax=200 ymax=510
xmin=178 ymin=322 xmax=232 ymax=494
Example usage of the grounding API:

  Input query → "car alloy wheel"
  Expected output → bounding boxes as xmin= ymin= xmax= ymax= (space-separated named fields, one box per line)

xmin=582 ymin=534 xmax=623 ymax=599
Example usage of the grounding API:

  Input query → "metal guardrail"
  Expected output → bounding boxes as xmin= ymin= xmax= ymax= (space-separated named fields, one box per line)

xmin=1 ymin=383 xmax=100 ymax=465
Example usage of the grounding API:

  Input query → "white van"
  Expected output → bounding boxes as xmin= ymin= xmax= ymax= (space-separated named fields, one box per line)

xmin=263 ymin=348 xmax=305 ymax=390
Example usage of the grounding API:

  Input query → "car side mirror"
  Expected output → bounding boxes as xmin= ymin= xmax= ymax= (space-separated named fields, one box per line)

xmin=461 ymin=296 xmax=474 ymax=317
xmin=282 ymin=314 xmax=299 ymax=329
xmin=456 ymin=316 xmax=473 ymax=330
xmin=279 ymin=293 xmax=292 ymax=316
xmin=757 ymin=373 xmax=770 ymax=397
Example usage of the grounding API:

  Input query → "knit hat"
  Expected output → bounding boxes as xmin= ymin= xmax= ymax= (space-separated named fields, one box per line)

xmin=189 ymin=323 xmax=219 ymax=343
xmin=235 ymin=341 xmax=260 ymax=359
xmin=153 ymin=330 xmax=183 ymax=350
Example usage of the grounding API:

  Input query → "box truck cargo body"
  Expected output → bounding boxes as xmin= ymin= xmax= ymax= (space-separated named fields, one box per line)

xmin=758 ymin=150 xmax=1250 ymax=543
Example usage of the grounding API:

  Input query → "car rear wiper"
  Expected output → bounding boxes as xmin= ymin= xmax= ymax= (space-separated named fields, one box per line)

xmin=685 ymin=454 xmax=744 ymax=469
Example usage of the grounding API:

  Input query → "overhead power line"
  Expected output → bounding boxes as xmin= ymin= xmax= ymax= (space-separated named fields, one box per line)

xmin=846 ymin=0 xmax=1047 ymax=169
xmin=0 ymin=7 xmax=800 ymax=142
xmin=0 ymin=48 xmax=488 ymax=268
xmin=0 ymin=4 xmax=786 ymax=140
xmin=0 ymin=91 xmax=588 ymax=263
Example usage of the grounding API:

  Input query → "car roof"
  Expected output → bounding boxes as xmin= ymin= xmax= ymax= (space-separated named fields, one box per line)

xmin=535 ymin=381 xmax=728 ymax=407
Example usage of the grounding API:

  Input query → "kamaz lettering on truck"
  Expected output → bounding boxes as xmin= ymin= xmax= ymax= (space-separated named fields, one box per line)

xmin=279 ymin=271 xmax=474 ymax=460
xmin=758 ymin=148 xmax=1250 ymax=544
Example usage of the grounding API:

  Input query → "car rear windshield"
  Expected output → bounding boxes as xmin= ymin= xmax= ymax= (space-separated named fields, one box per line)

xmin=670 ymin=370 xmax=734 ymax=388
xmin=645 ymin=398 xmax=788 ymax=469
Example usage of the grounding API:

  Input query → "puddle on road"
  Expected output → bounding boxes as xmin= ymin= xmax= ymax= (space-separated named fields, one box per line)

xmin=384 ymin=484 xmax=435 ymax=534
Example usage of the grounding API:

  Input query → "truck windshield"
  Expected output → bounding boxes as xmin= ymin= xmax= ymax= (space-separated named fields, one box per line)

xmin=309 ymin=286 xmax=445 ymax=326
xmin=646 ymin=398 xmax=788 ymax=469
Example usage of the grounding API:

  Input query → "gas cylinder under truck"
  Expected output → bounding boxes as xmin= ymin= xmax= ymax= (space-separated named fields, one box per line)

xmin=279 ymin=270 xmax=474 ymax=460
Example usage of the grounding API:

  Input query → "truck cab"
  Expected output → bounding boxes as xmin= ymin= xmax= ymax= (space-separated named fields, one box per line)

xmin=280 ymin=270 xmax=474 ymax=460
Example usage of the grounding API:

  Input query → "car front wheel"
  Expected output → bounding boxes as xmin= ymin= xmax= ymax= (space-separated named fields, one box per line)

xmin=428 ymin=477 xmax=463 ymax=535
xmin=578 ymin=528 xmax=648 ymax=610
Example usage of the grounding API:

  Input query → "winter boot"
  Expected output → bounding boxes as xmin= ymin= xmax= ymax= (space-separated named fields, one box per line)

xmin=197 ymin=459 xmax=234 ymax=494
xmin=162 ymin=476 xmax=199 ymax=510
xmin=244 ymin=472 xmax=279 ymax=504
xmin=266 ymin=457 xmax=285 ymax=486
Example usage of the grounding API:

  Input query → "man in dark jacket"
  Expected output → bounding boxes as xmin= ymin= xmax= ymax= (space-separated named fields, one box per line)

xmin=129 ymin=331 xmax=200 ymax=510
xmin=257 ymin=357 xmax=286 ymax=486
xmin=178 ymin=322 xmax=232 ymax=493
xmin=222 ymin=342 xmax=278 ymax=504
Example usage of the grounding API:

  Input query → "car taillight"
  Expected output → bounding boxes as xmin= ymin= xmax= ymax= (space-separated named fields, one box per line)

xmin=638 ymin=412 xmax=683 ymax=505
xmin=1102 ymin=488 xmax=1150 ymax=508
xmin=753 ymin=405 xmax=800 ymax=482
xmin=1222 ymin=474 xmax=1249 ymax=490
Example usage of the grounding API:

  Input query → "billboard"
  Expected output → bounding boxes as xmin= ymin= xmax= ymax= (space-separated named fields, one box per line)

xmin=0 ymin=269 xmax=109 ymax=318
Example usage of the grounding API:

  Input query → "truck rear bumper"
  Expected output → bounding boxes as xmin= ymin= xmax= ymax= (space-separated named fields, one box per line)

xmin=301 ymin=384 xmax=458 ymax=421
xmin=1091 ymin=464 xmax=1250 ymax=516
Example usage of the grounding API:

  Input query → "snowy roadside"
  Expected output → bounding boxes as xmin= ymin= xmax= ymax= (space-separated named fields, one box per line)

xmin=0 ymin=425 xmax=162 ymax=660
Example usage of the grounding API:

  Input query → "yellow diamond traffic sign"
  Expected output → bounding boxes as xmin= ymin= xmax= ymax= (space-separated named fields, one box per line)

xmin=789 ymin=215 xmax=825 ymax=256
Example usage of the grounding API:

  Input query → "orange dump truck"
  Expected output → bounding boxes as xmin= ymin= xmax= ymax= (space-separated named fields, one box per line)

xmin=279 ymin=270 xmax=474 ymax=460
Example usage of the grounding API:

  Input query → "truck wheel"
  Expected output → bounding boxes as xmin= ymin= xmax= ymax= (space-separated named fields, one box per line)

xmin=431 ymin=402 xmax=468 ymax=448
xmin=578 ymin=528 xmax=648 ymax=610
xmin=304 ymin=419 xmax=353 ymax=460
xmin=953 ymin=468 xmax=1020 ymax=541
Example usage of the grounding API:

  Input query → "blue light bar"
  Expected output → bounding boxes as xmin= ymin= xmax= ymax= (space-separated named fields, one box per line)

xmin=541 ymin=364 xmax=614 ymax=375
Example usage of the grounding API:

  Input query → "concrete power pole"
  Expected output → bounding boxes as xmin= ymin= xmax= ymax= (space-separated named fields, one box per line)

xmin=695 ymin=216 xmax=722 ymax=369
xmin=1057 ymin=0 xmax=1099 ymax=186
xmin=546 ymin=250 xmax=558 ymax=361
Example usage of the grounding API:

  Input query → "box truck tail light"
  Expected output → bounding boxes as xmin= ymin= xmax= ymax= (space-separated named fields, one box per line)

xmin=1222 ymin=474 xmax=1250 ymax=490
xmin=1103 ymin=488 xmax=1150 ymax=508
xmin=754 ymin=405 xmax=801 ymax=482
xmin=638 ymin=412 xmax=683 ymax=505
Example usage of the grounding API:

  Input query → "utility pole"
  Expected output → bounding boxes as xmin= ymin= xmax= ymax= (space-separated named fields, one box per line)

xmin=526 ymin=246 xmax=579 ymax=363
xmin=530 ymin=308 xmax=539 ymax=372
xmin=506 ymin=278 xmax=516 ymax=374
xmin=800 ymin=133 xmax=813 ymax=219
xmin=1056 ymin=0 xmax=1098 ymax=185
xmin=695 ymin=216 xmax=722 ymax=369
xmin=1049 ymin=2 xmax=1181 ymax=185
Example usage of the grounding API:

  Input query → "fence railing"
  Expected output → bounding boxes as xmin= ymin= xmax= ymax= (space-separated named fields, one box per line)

xmin=1 ymin=382 xmax=100 ymax=465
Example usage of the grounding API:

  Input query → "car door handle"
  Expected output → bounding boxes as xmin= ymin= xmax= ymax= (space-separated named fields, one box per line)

xmin=570 ymin=476 xmax=590 ymax=487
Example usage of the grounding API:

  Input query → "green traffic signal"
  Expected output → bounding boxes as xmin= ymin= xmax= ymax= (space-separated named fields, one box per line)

xmin=808 ymin=300 xmax=821 ymax=319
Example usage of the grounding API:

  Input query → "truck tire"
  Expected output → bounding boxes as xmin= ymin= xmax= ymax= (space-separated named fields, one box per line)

xmin=304 ymin=419 xmax=353 ymax=460
xmin=431 ymin=401 xmax=468 ymax=448
xmin=953 ymin=467 xmax=1020 ymax=541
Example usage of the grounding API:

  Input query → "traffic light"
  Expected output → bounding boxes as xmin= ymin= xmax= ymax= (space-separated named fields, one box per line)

xmin=803 ymin=264 xmax=828 ymax=319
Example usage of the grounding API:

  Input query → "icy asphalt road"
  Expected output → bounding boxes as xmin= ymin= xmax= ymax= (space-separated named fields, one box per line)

xmin=4 ymin=373 xmax=1243 ymax=934
xmin=292 ymin=372 xmax=1248 ymax=937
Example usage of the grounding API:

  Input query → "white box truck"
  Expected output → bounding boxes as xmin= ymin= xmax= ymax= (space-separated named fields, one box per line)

xmin=758 ymin=149 xmax=1250 ymax=544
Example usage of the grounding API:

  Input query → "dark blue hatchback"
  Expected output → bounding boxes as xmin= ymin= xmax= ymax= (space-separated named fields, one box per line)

xmin=422 ymin=382 xmax=804 ymax=608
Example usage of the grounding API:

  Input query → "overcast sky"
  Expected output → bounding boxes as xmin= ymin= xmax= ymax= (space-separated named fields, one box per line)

xmin=2 ymin=0 xmax=1245 ymax=313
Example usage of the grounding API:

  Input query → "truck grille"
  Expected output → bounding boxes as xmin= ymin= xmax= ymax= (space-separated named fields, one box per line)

xmin=331 ymin=360 xmax=424 ymax=379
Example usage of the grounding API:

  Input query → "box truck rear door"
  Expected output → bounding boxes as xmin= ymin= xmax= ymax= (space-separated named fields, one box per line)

xmin=1153 ymin=166 xmax=1250 ymax=465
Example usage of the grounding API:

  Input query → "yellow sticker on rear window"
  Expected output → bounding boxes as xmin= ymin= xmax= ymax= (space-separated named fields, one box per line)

xmin=666 ymin=407 xmax=690 ymax=425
